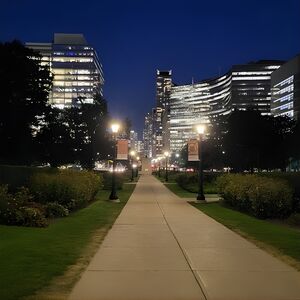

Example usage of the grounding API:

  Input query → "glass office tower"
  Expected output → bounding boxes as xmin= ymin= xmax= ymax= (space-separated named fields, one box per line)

xmin=26 ymin=33 xmax=104 ymax=108
xmin=167 ymin=60 xmax=283 ymax=153
xmin=271 ymin=54 xmax=300 ymax=120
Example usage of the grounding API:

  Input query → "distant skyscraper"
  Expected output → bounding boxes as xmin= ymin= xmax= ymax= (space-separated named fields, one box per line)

xmin=155 ymin=70 xmax=172 ymax=156
xmin=143 ymin=112 xmax=153 ymax=158
xmin=271 ymin=54 xmax=300 ymax=120
xmin=26 ymin=33 xmax=104 ymax=108
xmin=129 ymin=130 xmax=138 ymax=151
xmin=156 ymin=70 xmax=172 ymax=108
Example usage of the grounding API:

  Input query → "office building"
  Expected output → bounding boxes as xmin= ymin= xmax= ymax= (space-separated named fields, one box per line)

xmin=155 ymin=70 xmax=172 ymax=156
xmin=143 ymin=112 xmax=153 ymax=158
xmin=26 ymin=33 xmax=104 ymax=108
xmin=129 ymin=130 xmax=138 ymax=151
xmin=271 ymin=54 xmax=300 ymax=120
xmin=169 ymin=74 xmax=232 ymax=152
xmin=151 ymin=61 xmax=284 ymax=154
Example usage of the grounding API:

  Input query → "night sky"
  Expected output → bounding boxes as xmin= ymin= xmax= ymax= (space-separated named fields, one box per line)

xmin=1 ymin=0 xmax=300 ymax=137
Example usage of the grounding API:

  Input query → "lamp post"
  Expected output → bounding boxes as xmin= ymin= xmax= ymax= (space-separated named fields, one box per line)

xmin=136 ymin=156 xmax=140 ymax=177
xmin=130 ymin=150 xmax=136 ymax=181
xmin=158 ymin=158 xmax=161 ymax=177
xmin=196 ymin=125 xmax=206 ymax=202
xmin=164 ymin=151 xmax=169 ymax=182
xmin=109 ymin=123 xmax=120 ymax=201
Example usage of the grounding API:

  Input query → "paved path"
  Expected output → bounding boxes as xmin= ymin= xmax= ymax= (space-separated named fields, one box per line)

xmin=70 ymin=174 xmax=300 ymax=300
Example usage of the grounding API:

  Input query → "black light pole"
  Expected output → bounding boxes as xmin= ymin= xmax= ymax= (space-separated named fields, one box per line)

xmin=164 ymin=151 xmax=169 ymax=182
xmin=158 ymin=159 xmax=161 ymax=177
xmin=135 ymin=156 xmax=140 ymax=177
xmin=196 ymin=125 xmax=206 ymax=202
xmin=109 ymin=123 xmax=120 ymax=202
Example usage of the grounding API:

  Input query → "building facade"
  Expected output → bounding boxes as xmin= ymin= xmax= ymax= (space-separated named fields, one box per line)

xmin=143 ymin=112 xmax=153 ymax=158
xmin=26 ymin=33 xmax=104 ymax=108
xmin=155 ymin=71 xmax=172 ymax=156
xmin=169 ymin=74 xmax=232 ymax=152
xmin=129 ymin=130 xmax=138 ymax=151
xmin=271 ymin=54 xmax=300 ymax=120
xmin=158 ymin=60 xmax=283 ymax=154
xmin=231 ymin=61 xmax=283 ymax=114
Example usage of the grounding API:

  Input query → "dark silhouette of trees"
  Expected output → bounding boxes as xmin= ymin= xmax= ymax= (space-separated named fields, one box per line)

xmin=223 ymin=110 xmax=294 ymax=172
xmin=0 ymin=41 xmax=52 ymax=164
xmin=37 ymin=94 xmax=110 ymax=168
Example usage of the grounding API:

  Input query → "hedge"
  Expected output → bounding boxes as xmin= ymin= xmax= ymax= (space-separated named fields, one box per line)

xmin=216 ymin=174 xmax=293 ymax=219
xmin=0 ymin=165 xmax=57 ymax=191
xmin=30 ymin=170 xmax=102 ymax=210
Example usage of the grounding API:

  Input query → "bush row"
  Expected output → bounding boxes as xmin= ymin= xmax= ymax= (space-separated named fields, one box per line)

xmin=175 ymin=173 xmax=219 ymax=194
xmin=216 ymin=174 xmax=293 ymax=219
xmin=0 ymin=170 xmax=102 ymax=227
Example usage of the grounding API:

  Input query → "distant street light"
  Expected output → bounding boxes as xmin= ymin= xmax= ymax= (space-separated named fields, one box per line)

xmin=130 ymin=150 xmax=136 ymax=181
xmin=164 ymin=151 xmax=170 ymax=182
xmin=109 ymin=123 xmax=120 ymax=201
xmin=158 ymin=157 xmax=162 ymax=177
xmin=136 ymin=156 xmax=140 ymax=177
xmin=196 ymin=125 xmax=206 ymax=202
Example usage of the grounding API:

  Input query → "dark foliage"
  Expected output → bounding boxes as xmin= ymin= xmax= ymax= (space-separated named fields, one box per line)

xmin=0 ymin=41 xmax=52 ymax=165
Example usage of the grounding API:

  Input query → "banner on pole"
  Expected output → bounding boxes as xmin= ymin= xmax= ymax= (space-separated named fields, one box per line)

xmin=188 ymin=139 xmax=199 ymax=161
xmin=117 ymin=140 xmax=128 ymax=160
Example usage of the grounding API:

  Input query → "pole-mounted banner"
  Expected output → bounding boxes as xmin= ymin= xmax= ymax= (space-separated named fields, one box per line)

xmin=188 ymin=138 xmax=199 ymax=161
xmin=117 ymin=140 xmax=128 ymax=160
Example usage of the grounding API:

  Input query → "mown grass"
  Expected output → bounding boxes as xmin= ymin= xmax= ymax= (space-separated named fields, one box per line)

xmin=192 ymin=202 xmax=300 ymax=270
xmin=0 ymin=184 xmax=135 ymax=300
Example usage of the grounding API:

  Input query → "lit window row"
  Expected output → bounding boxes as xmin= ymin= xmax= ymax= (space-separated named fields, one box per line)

xmin=273 ymin=76 xmax=294 ymax=88
xmin=271 ymin=102 xmax=293 ymax=111
xmin=52 ymin=57 xmax=93 ymax=63
xmin=232 ymin=71 xmax=271 ymax=75
xmin=232 ymin=76 xmax=270 ymax=81
xmin=273 ymin=84 xmax=294 ymax=95
xmin=273 ymin=93 xmax=293 ymax=103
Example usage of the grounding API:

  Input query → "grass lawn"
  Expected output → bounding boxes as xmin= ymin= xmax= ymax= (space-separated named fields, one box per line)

xmin=192 ymin=202 xmax=300 ymax=270
xmin=0 ymin=184 xmax=135 ymax=300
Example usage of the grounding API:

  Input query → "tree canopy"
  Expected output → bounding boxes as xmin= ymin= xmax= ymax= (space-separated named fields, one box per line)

xmin=0 ymin=40 xmax=52 ymax=164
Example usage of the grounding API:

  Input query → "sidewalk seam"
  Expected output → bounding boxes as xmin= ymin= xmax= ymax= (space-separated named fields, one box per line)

xmin=153 ymin=185 xmax=209 ymax=300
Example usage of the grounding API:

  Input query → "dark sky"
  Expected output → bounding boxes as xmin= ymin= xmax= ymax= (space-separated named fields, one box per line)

xmin=1 ymin=0 xmax=300 ymax=137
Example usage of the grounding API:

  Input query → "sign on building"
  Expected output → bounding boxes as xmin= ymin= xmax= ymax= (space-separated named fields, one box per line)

xmin=188 ymin=139 xmax=199 ymax=161
xmin=117 ymin=140 xmax=128 ymax=160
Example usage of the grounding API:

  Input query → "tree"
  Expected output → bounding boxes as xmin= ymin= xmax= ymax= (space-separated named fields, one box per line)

xmin=0 ymin=41 xmax=52 ymax=165
xmin=37 ymin=93 xmax=110 ymax=168
xmin=223 ymin=110 xmax=294 ymax=172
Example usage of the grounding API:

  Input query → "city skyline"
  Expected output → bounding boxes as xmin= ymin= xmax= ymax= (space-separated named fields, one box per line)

xmin=1 ymin=0 xmax=300 ymax=135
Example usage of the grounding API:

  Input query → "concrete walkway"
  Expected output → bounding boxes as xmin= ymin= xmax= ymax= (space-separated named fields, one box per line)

xmin=69 ymin=174 xmax=300 ymax=300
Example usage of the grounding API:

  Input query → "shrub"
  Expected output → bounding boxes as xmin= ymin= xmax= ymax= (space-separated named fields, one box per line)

xmin=45 ymin=202 xmax=69 ymax=218
xmin=19 ymin=207 xmax=48 ymax=227
xmin=249 ymin=177 xmax=293 ymax=219
xmin=0 ymin=185 xmax=19 ymax=225
xmin=176 ymin=173 xmax=219 ymax=194
xmin=30 ymin=170 xmax=102 ymax=210
xmin=0 ymin=165 xmax=57 ymax=191
xmin=0 ymin=185 xmax=47 ymax=226
xmin=217 ymin=174 xmax=293 ymax=219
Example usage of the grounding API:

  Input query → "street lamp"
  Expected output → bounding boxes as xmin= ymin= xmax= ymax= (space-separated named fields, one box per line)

xmin=196 ymin=124 xmax=206 ymax=202
xmin=135 ymin=156 xmax=140 ymax=177
xmin=158 ymin=157 xmax=162 ymax=177
xmin=164 ymin=151 xmax=170 ymax=182
xmin=109 ymin=123 xmax=120 ymax=201
xmin=130 ymin=150 xmax=136 ymax=181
